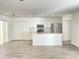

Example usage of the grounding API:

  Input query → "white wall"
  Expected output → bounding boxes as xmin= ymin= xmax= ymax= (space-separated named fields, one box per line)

xmin=8 ymin=17 xmax=13 ymax=41
xmin=71 ymin=11 xmax=79 ymax=47
xmin=13 ymin=17 xmax=62 ymax=40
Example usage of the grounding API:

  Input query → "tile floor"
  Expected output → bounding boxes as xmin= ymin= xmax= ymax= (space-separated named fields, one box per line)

xmin=0 ymin=40 xmax=79 ymax=59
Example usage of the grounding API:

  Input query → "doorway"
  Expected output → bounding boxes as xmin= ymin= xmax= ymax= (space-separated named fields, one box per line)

xmin=0 ymin=20 xmax=8 ymax=44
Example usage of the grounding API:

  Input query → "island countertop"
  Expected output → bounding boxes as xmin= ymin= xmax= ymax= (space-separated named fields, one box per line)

xmin=32 ymin=33 xmax=62 ymax=46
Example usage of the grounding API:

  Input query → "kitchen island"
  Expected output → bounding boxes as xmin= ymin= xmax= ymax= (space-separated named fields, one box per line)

xmin=32 ymin=33 xmax=62 ymax=46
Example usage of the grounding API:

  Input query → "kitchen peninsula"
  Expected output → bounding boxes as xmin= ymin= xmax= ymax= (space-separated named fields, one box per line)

xmin=32 ymin=33 xmax=62 ymax=46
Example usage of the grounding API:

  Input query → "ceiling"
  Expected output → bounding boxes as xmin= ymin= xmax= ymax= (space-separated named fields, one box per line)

xmin=0 ymin=0 xmax=79 ymax=17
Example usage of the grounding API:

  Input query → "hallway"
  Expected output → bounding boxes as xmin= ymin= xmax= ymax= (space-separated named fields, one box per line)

xmin=0 ymin=41 xmax=79 ymax=59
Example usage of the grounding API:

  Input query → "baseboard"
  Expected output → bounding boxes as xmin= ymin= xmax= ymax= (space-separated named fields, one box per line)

xmin=63 ymin=40 xmax=71 ymax=44
xmin=12 ymin=39 xmax=32 ymax=41
xmin=71 ymin=42 xmax=79 ymax=47
xmin=11 ymin=39 xmax=32 ymax=41
xmin=0 ymin=40 xmax=11 ymax=45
